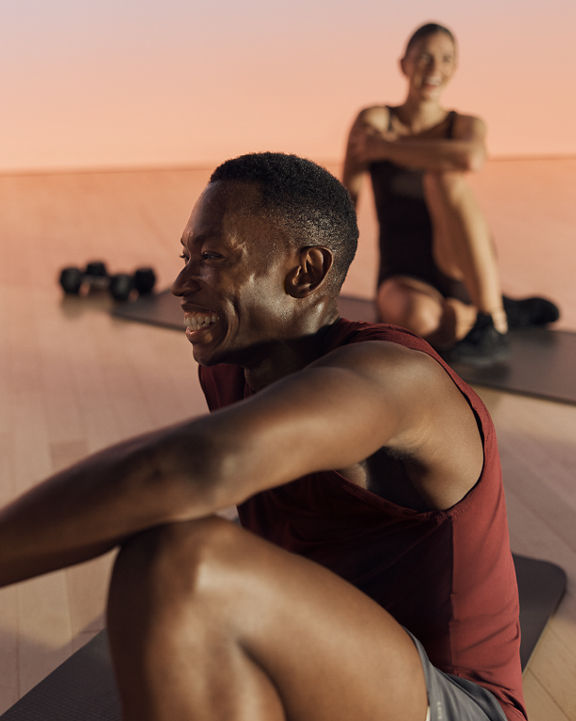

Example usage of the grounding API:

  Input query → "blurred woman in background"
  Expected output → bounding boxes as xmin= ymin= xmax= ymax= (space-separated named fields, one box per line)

xmin=343 ymin=22 xmax=558 ymax=363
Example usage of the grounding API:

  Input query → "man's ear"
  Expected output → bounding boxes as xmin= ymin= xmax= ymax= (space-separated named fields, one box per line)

xmin=285 ymin=246 xmax=333 ymax=298
xmin=399 ymin=56 xmax=407 ymax=76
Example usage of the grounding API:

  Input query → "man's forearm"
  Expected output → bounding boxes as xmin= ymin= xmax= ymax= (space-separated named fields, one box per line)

xmin=0 ymin=421 xmax=214 ymax=587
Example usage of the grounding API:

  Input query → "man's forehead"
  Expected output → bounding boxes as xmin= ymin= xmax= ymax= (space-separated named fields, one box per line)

xmin=183 ymin=180 xmax=276 ymax=249
xmin=199 ymin=180 xmax=262 ymax=216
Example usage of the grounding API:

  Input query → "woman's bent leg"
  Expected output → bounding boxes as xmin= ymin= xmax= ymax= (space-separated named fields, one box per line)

xmin=377 ymin=276 xmax=476 ymax=346
xmin=423 ymin=172 xmax=507 ymax=334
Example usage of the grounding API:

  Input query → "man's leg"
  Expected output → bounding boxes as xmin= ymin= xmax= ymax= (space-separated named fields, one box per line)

xmin=422 ymin=172 xmax=508 ymax=335
xmin=107 ymin=516 xmax=428 ymax=721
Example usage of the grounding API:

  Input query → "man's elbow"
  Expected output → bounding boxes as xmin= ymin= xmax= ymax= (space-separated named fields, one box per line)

xmin=145 ymin=428 xmax=234 ymax=524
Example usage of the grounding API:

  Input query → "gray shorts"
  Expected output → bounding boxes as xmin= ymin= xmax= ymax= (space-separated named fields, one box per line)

xmin=406 ymin=630 xmax=508 ymax=721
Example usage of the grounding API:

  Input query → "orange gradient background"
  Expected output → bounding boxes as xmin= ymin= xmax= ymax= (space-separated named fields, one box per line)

xmin=2 ymin=0 xmax=576 ymax=172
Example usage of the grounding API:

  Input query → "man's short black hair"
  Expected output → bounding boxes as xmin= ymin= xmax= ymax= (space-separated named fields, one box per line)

xmin=210 ymin=152 xmax=358 ymax=291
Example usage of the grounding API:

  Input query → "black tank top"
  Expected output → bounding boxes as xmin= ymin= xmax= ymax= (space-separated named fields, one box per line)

xmin=369 ymin=108 xmax=458 ymax=290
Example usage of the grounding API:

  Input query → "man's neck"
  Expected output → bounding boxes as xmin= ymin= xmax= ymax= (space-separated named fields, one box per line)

xmin=243 ymin=305 xmax=340 ymax=392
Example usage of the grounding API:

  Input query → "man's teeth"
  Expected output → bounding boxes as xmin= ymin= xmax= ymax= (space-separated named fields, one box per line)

xmin=425 ymin=78 xmax=441 ymax=85
xmin=185 ymin=314 xmax=218 ymax=331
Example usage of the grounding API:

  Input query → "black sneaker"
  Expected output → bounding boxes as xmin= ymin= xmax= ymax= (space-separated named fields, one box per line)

xmin=503 ymin=295 xmax=560 ymax=329
xmin=443 ymin=313 xmax=509 ymax=366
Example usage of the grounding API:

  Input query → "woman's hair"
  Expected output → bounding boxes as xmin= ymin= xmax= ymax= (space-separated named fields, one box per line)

xmin=404 ymin=22 xmax=456 ymax=57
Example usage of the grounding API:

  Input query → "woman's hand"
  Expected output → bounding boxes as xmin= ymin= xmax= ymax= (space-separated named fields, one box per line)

xmin=347 ymin=122 xmax=397 ymax=165
xmin=342 ymin=107 xmax=396 ymax=204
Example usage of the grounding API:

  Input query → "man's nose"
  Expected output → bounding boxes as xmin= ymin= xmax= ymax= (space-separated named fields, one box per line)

xmin=171 ymin=264 xmax=201 ymax=297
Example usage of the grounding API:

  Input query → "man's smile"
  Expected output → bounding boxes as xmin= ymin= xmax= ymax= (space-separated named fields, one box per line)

xmin=182 ymin=309 xmax=221 ymax=344
xmin=183 ymin=311 xmax=219 ymax=332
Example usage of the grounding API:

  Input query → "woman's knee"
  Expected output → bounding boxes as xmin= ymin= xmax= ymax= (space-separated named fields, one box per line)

xmin=377 ymin=279 xmax=443 ymax=337
xmin=423 ymin=170 xmax=468 ymax=203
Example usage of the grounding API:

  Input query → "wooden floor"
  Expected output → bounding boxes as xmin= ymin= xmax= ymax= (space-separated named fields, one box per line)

xmin=0 ymin=159 xmax=575 ymax=719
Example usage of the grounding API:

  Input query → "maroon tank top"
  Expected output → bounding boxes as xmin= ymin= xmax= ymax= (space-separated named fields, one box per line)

xmin=198 ymin=319 xmax=526 ymax=721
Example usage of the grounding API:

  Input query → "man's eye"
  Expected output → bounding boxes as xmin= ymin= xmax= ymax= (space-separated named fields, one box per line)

xmin=179 ymin=253 xmax=189 ymax=263
xmin=201 ymin=251 xmax=223 ymax=260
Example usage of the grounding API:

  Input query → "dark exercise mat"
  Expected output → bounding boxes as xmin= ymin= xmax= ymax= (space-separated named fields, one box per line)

xmin=110 ymin=288 xmax=380 ymax=330
xmin=1 ymin=554 xmax=566 ymax=720
xmin=513 ymin=554 xmax=567 ymax=670
xmin=112 ymin=290 xmax=576 ymax=404
xmin=337 ymin=296 xmax=576 ymax=405
xmin=1 ymin=632 xmax=119 ymax=721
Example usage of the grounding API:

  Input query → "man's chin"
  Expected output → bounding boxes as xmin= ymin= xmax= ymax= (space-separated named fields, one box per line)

xmin=191 ymin=342 xmax=231 ymax=368
xmin=191 ymin=346 xmax=217 ymax=367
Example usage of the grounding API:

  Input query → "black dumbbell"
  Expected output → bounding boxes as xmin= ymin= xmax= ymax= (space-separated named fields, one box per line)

xmin=84 ymin=261 xmax=110 ymax=290
xmin=59 ymin=266 xmax=84 ymax=294
xmin=108 ymin=273 xmax=133 ymax=302
xmin=133 ymin=267 xmax=156 ymax=295
xmin=59 ymin=261 xmax=156 ymax=302
xmin=109 ymin=267 xmax=156 ymax=302
xmin=59 ymin=261 xmax=109 ymax=295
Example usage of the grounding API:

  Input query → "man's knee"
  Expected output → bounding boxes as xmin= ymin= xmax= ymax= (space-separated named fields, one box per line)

xmin=108 ymin=516 xmax=239 ymax=611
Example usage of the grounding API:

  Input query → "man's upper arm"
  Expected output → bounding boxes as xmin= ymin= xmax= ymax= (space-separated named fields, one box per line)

xmin=193 ymin=342 xmax=441 ymax=509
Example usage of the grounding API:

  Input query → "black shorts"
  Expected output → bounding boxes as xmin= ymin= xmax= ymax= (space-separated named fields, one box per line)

xmin=406 ymin=630 xmax=508 ymax=721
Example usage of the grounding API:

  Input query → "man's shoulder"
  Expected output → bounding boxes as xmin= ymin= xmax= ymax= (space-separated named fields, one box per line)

xmin=321 ymin=320 xmax=490 ymax=430
xmin=313 ymin=321 xmax=451 ymax=398
xmin=322 ymin=319 xmax=438 ymax=358
xmin=315 ymin=333 xmax=445 ymax=398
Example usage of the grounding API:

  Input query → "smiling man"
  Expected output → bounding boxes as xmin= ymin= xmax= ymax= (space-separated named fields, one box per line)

xmin=0 ymin=153 xmax=525 ymax=721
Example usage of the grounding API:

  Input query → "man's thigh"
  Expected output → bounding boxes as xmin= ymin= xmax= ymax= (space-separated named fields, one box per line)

xmin=219 ymin=519 xmax=508 ymax=721
xmin=114 ymin=516 xmax=430 ymax=721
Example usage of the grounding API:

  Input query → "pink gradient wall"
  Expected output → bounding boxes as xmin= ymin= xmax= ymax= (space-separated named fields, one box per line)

xmin=2 ymin=1 xmax=575 ymax=172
